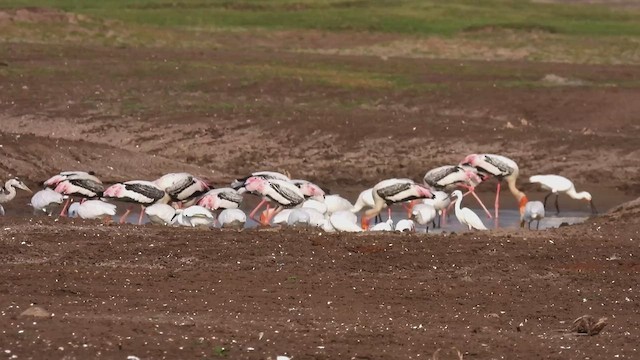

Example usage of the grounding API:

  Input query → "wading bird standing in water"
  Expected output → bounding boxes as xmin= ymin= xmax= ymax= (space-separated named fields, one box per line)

xmin=529 ymin=174 xmax=597 ymax=214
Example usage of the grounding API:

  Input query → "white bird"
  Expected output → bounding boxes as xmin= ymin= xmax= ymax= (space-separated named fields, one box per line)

xmin=173 ymin=206 xmax=215 ymax=227
xmin=217 ymin=208 xmax=247 ymax=229
xmin=321 ymin=218 xmax=336 ymax=233
xmin=370 ymin=218 xmax=393 ymax=231
xmin=329 ymin=210 xmax=363 ymax=232
xmin=144 ymin=203 xmax=177 ymax=226
xmin=529 ymin=174 xmax=596 ymax=214
xmin=361 ymin=178 xmax=434 ymax=230
xmin=323 ymin=194 xmax=353 ymax=214
xmin=411 ymin=203 xmax=437 ymax=232
xmin=521 ymin=200 xmax=545 ymax=230
xmin=395 ymin=219 xmax=415 ymax=232
xmin=302 ymin=198 xmax=328 ymax=214
xmin=0 ymin=178 xmax=33 ymax=214
xmin=301 ymin=208 xmax=326 ymax=228
xmin=287 ymin=209 xmax=311 ymax=227
xmin=451 ymin=190 xmax=487 ymax=231
xmin=154 ymin=172 xmax=209 ymax=205
xmin=103 ymin=180 xmax=170 ymax=224
xmin=30 ymin=188 xmax=65 ymax=215
xmin=197 ymin=188 xmax=243 ymax=210
xmin=68 ymin=200 xmax=116 ymax=220
xmin=422 ymin=190 xmax=451 ymax=228
xmin=271 ymin=209 xmax=293 ymax=225
xmin=461 ymin=154 xmax=527 ymax=220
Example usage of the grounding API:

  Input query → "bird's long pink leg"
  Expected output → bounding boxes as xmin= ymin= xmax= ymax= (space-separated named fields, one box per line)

xmin=137 ymin=205 xmax=145 ymax=225
xmin=249 ymin=199 xmax=267 ymax=223
xmin=59 ymin=198 xmax=71 ymax=217
xmin=494 ymin=182 xmax=501 ymax=219
xmin=119 ymin=206 xmax=133 ymax=224
xmin=387 ymin=207 xmax=392 ymax=221
xmin=264 ymin=206 xmax=282 ymax=226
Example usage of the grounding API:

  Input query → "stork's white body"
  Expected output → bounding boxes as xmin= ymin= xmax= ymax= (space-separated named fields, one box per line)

xmin=197 ymin=188 xmax=243 ymax=210
xmin=154 ymin=172 xmax=209 ymax=203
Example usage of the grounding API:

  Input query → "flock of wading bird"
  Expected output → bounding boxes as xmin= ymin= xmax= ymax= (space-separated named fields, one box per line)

xmin=0 ymin=153 xmax=597 ymax=232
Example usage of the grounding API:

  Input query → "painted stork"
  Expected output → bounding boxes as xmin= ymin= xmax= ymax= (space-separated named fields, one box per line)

xmin=243 ymin=177 xmax=306 ymax=226
xmin=154 ymin=172 xmax=209 ymax=206
xmin=460 ymin=154 xmax=527 ymax=220
xmin=103 ymin=180 xmax=169 ymax=225
xmin=197 ymin=187 xmax=243 ymax=210
xmin=424 ymin=164 xmax=491 ymax=218
xmin=361 ymin=178 xmax=434 ymax=230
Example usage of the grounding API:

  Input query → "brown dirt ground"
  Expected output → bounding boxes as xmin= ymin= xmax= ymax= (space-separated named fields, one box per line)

xmin=1 ymin=7 xmax=640 ymax=360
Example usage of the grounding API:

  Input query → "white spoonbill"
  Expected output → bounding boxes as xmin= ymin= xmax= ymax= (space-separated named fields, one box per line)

xmin=461 ymin=154 xmax=528 ymax=220
xmin=361 ymin=179 xmax=434 ymax=230
xmin=173 ymin=206 xmax=215 ymax=227
xmin=323 ymin=194 xmax=353 ymax=214
xmin=329 ymin=210 xmax=363 ymax=232
xmin=529 ymin=174 xmax=596 ymax=214
xmin=30 ymin=188 xmax=65 ymax=215
xmin=103 ymin=180 xmax=169 ymax=224
xmin=218 ymin=208 xmax=247 ymax=229
xmin=451 ymin=190 xmax=487 ymax=231
xmin=302 ymin=198 xmax=328 ymax=214
xmin=521 ymin=200 xmax=545 ymax=230
xmin=0 ymin=178 xmax=32 ymax=215
xmin=144 ymin=204 xmax=177 ymax=226
xmin=411 ymin=203 xmax=437 ymax=232
xmin=370 ymin=218 xmax=393 ymax=232
xmin=395 ymin=219 xmax=415 ymax=232
xmin=287 ymin=209 xmax=311 ymax=227
xmin=68 ymin=200 xmax=116 ymax=220
xmin=423 ymin=190 xmax=451 ymax=228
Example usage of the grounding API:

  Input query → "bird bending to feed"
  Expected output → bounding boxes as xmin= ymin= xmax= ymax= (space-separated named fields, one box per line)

xmin=451 ymin=190 xmax=487 ymax=231
xmin=144 ymin=204 xmax=177 ymax=226
xmin=351 ymin=188 xmax=383 ymax=223
xmin=424 ymin=165 xmax=491 ymax=219
xmin=361 ymin=178 xmax=434 ymax=230
xmin=173 ymin=206 xmax=215 ymax=227
xmin=30 ymin=188 xmax=66 ymax=215
xmin=461 ymin=154 xmax=527 ymax=221
xmin=411 ymin=203 xmax=437 ymax=232
xmin=529 ymin=174 xmax=597 ymax=215
xmin=217 ymin=208 xmax=247 ymax=229
xmin=0 ymin=178 xmax=32 ymax=215
xmin=44 ymin=171 xmax=103 ymax=216
xmin=286 ymin=208 xmax=311 ymax=227
xmin=291 ymin=179 xmax=326 ymax=200
xmin=68 ymin=200 xmax=116 ymax=220
xmin=422 ymin=191 xmax=451 ymax=228
xmin=231 ymin=171 xmax=290 ymax=191
xmin=521 ymin=200 xmax=545 ymax=230
xmin=154 ymin=172 xmax=209 ymax=206
xmin=103 ymin=180 xmax=169 ymax=225
xmin=329 ymin=210 xmax=363 ymax=232
xmin=370 ymin=218 xmax=394 ymax=231
xmin=244 ymin=177 xmax=306 ymax=226
xmin=197 ymin=188 xmax=243 ymax=210
xmin=395 ymin=219 xmax=415 ymax=232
